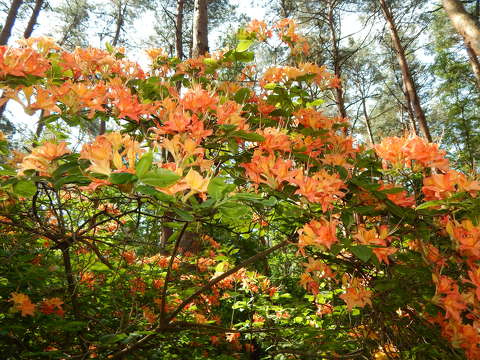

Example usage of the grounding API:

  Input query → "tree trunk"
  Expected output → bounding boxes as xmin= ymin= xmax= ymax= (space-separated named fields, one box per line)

xmin=0 ymin=0 xmax=23 ymax=45
xmin=175 ymin=0 xmax=184 ymax=60
xmin=23 ymin=0 xmax=44 ymax=39
xmin=361 ymin=96 xmax=375 ymax=145
xmin=443 ymin=0 xmax=480 ymax=58
xmin=99 ymin=1 xmax=126 ymax=135
xmin=192 ymin=0 xmax=208 ymax=57
xmin=466 ymin=44 xmax=480 ymax=90
xmin=379 ymin=0 xmax=432 ymax=142
xmin=327 ymin=2 xmax=348 ymax=124
xmin=112 ymin=1 xmax=125 ymax=48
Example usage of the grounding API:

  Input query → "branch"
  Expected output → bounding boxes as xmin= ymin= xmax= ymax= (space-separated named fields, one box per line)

xmin=160 ymin=222 xmax=189 ymax=324
xmin=109 ymin=238 xmax=293 ymax=359
xmin=166 ymin=239 xmax=291 ymax=322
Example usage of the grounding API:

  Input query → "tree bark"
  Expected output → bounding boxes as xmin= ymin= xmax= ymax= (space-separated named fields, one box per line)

xmin=23 ymin=0 xmax=44 ymax=39
xmin=0 ymin=0 xmax=23 ymax=45
xmin=466 ymin=44 xmax=480 ymax=90
xmin=326 ymin=2 xmax=348 ymax=124
xmin=99 ymin=1 xmax=127 ymax=135
xmin=112 ymin=1 xmax=126 ymax=48
xmin=175 ymin=0 xmax=184 ymax=60
xmin=443 ymin=0 xmax=480 ymax=58
xmin=192 ymin=0 xmax=208 ymax=57
xmin=361 ymin=96 xmax=375 ymax=145
xmin=379 ymin=0 xmax=432 ymax=142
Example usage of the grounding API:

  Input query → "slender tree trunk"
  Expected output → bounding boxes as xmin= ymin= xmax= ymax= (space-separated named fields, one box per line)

xmin=25 ymin=0 xmax=46 ymax=140
xmin=405 ymin=97 xmax=418 ymax=134
xmin=443 ymin=0 xmax=480 ymax=58
xmin=466 ymin=44 xmax=480 ymax=90
xmin=192 ymin=0 xmax=208 ymax=57
xmin=99 ymin=1 xmax=126 ymax=135
xmin=23 ymin=0 xmax=44 ymax=39
xmin=361 ymin=96 xmax=374 ymax=145
xmin=175 ymin=0 xmax=184 ymax=60
xmin=59 ymin=12 xmax=82 ymax=47
xmin=0 ymin=0 xmax=23 ymax=45
xmin=379 ymin=0 xmax=432 ymax=142
xmin=327 ymin=3 xmax=348 ymax=124
xmin=112 ymin=1 xmax=125 ymax=48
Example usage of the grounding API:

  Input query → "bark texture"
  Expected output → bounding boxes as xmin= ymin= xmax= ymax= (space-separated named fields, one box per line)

xmin=0 ymin=0 xmax=23 ymax=45
xmin=192 ymin=0 xmax=208 ymax=57
xmin=175 ymin=0 xmax=184 ymax=60
xmin=443 ymin=0 xmax=480 ymax=57
xmin=23 ymin=0 xmax=44 ymax=39
xmin=379 ymin=0 xmax=432 ymax=142
xmin=326 ymin=2 xmax=348 ymax=122
xmin=466 ymin=44 xmax=480 ymax=90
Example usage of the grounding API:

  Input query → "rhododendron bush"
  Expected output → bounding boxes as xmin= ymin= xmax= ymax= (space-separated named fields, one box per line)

xmin=1 ymin=21 xmax=480 ymax=359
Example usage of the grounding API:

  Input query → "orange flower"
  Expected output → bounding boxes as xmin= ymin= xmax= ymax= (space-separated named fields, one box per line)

xmin=303 ymin=257 xmax=335 ymax=278
xmin=422 ymin=172 xmax=457 ymax=200
xmin=142 ymin=306 xmax=158 ymax=324
xmin=40 ymin=297 xmax=64 ymax=316
xmin=379 ymin=183 xmax=415 ymax=207
xmin=245 ymin=19 xmax=272 ymax=40
xmin=10 ymin=292 xmax=36 ymax=316
xmin=216 ymin=100 xmax=248 ymax=130
xmin=257 ymin=127 xmax=292 ymax=153
xmin=298 ymin=218 xmax=338 ymax=251
xmin=291 ymin=170 xmax=346 ymax=211
xmin=339 ymin=278 xmax=373 ymax=311
xmin=375 ymin=134 xmax=449 ymax=171
xmin=225 ymin=332 xmax=240 ymax=342
xmin=181 ymin=84 xmax=218 ymax=113
xmin=0 ymin=46 xmax=50 ymax=78
xmin=446 ymin=219 xmax=480 ymax=259
xmin=19 ymin=141 xmax=70 ymax=176
xmin=241 ymin=150 xmax=297 ymax=189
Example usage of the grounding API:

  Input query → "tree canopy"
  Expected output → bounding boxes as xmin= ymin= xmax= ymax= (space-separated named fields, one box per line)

xmin=1 ymin=2 xmax=480 ymax=359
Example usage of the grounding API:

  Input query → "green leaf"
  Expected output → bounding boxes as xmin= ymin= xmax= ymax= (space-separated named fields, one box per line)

xmin=231 ymin=192 xmax=264 ymax=202
xmin=219 ymin=201 xmax=250 ymax=220
xmin=109 ymin=172 xmax=138 ymax=185
xmin=236 ymin=39 xmax=253 ymax=52
xmin=136 ymin=152 xmax=153 ymax=178
xmin=52 ymin=162 xmax=81 ymax=179
xmin=13 ymin=180 xmax=37 ymax=197
xmin=105 ymin=41 xmax=114 ymax=53
xmin=416 ymin=200 xmax=445 ymax=210
xmin=234 ymin=88 xmax=251 ymax=103
xmin=264 ymin=83 xmax=278 ymax=90
xmin=173 ymin=208 xmax=194 ymax=221
xmin=261 ymin=196 xmax=277 ymax=207
xmin=53 ymin=175 xmax=90 ymax=188
xmin=99 ymin=333 xmax=128 ymax=344
xmin=233 ymin=51 xmax=254 ymax=62
xmin=136 ymin=184 xmax=174 ymax=202
xmin=208 ymin=177 xmax=235 ymax=200
xmin=141 ymin=168 xmax=180 ymax=188
xmin=350 ymin=245 xmax=373 ymax=262
xmin=231 ymin=130 xmax=265 ymax=142
xmin=306 ymin=98 xmax=324 ymax=107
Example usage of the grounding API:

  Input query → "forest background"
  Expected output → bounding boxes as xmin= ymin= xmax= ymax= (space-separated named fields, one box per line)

xmin=1 ymin=0 xmax=480 ymax=360
xmin=1 ymin=0 xmax=478 ymax=165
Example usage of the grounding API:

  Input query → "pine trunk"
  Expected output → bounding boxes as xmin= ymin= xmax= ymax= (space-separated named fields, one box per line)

xmin=379 ymin=0 xmax=432 ymax=142
xmin=192 ymin=0 xmax=208 ymax=57
xmin=466 ymin=44 xmax=480 ymax=90
xmin=0 ymin=0 xmax=23 ymax=45
xmin=327 ymin=3 xmax=347 ymax=123
xmin=23 ymin=0 xmax=44 ymax=39
xmin=443 ymin=0 xmax=480 ymax=58
xmin=175 ymin=0 xmax=184 ymax=60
